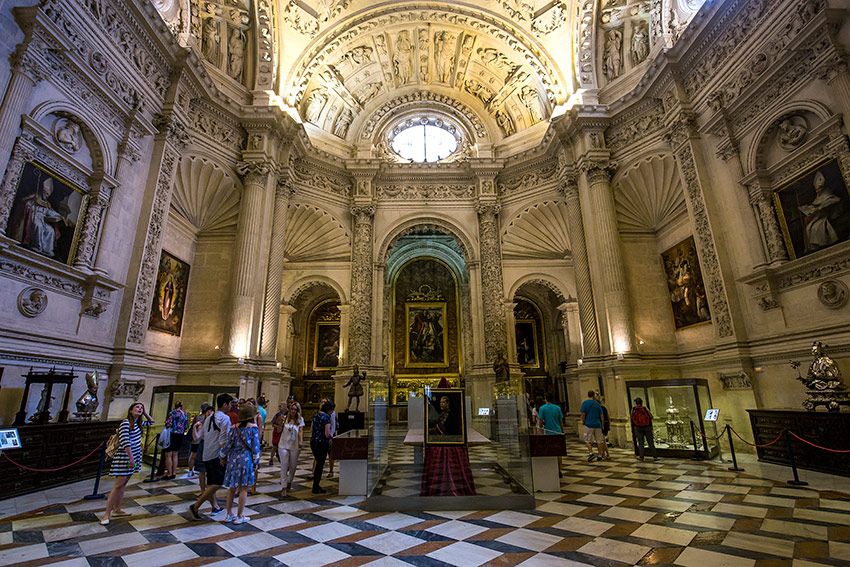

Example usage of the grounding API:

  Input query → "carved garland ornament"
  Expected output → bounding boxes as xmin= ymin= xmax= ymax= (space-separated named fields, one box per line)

xmin=361 ymin=92 xmax=487 ymax=140
xmin=477 ymin=202 xmax=508 ymax=361
xmin=349 ymin=204 xmax=376 ymax=365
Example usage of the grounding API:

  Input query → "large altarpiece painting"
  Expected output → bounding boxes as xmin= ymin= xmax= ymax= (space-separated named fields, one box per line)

xmin=661 ymin=236 xmax=711 ymax=330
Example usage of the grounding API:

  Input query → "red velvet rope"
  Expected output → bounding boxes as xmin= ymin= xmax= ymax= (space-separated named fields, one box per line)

xmin=788 ymin=431 xmax=850 ymax=454
xmin=728 ymin=426 xmax=784 ymax=448
xmin=1 ymin=441 xmax=104 ymax=473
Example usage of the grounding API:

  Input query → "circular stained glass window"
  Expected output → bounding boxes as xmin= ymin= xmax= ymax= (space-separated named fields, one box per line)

xmin=389 ymin=119 xmax=460 ymax=163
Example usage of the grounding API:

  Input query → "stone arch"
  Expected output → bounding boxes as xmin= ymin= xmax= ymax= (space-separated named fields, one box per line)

xmin=508 ymin=273 xmax=570 ymax=304
xmin=377 ymin=213 xmax=477 ymax=266
xmin=284 ymin=275 xmax=348 ymax=305
xmin=746 ymin=100 xmax=835 ymax=173
xmin=29 ymin=101 xmax=113 ymax=177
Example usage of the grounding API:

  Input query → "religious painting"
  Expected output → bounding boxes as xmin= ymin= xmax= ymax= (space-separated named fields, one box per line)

xmin=406 ymin=302 xmax=448 ymax=367
xmin=313 ymin=322 xmax=340 ymax=370
xmin=661 ymin=236 xmax=711 ymax=330
xmin=774 ymin=159 xmax=850 ymax=260
xmin=148 ymin=250 xmax=190 ymax=336
xmin=6 ymin=162 xmax=86 ymax=265
xmin=425 ymin=388 xmax=466 ymax=445
xmin=515 ymin=320 xmax=539 ymax=368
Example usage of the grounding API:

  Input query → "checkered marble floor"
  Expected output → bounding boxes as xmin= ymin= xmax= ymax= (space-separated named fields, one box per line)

xmin=2 ymin=437 xmax=850 ymax=566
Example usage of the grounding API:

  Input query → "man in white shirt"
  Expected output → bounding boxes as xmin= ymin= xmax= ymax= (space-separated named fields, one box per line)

xmin=189 ymin=393 xmax=233 ymax=519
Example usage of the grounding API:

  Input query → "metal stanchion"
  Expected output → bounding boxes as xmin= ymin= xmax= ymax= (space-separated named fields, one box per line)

xmin=784 ymin=430 xmax=809 ymax=486
xmin=143 ymin=433 xmax=161 ymax=484
xmin=83 ymin=443 xmax=107 ymax=500
xmin=726 ymin=425 xmax=744 ymax=472
xmin=689 ymin=421 xmax=704 ymax=460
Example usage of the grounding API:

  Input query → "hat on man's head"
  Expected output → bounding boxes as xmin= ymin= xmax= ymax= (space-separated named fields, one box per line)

xmin=237 ymin=402 xmax=257 ymax=422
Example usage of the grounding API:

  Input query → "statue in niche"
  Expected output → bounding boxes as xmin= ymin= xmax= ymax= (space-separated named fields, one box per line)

xmin=334 ymin=108 xmax=354 ymax=138
xmin=603 ymin=28 xmax=623 ymax=80
xmin=54 ymin=118 xmax=82 ymax=153
xmin=393 ymin=30 xmax=413 ymax=85
xmin=777 ymin=115 xmax=808 ymax=150
xmin=495 ymin=108 xmax=515 ymax=136
xmin=631 ymin=20 xmax=650 ymax=65
xmin=519 ymin=86 xmax=542 ymax=122
xmin=75 ymin=371 xmax=99 ymax=416
xmin=344 ymin=365 xmax=366 ymax=412
xmin=202 ymin=18 xmax=221 ymax=65
xmin=434 ymin=31 xmax=455 ymax=83
xmin=305 ymin=90 xmax=327 ymax=123
xmin=357 ymin=82 xmax=382 ymax=105
xmin=493 ymin=351 xmax=509 ymax=382
xmin=227 ymin=28 xmax=245 ymax=81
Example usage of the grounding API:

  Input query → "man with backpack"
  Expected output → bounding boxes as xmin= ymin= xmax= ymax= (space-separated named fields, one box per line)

xmin=631 ymin=397 xmax=658 ymax=461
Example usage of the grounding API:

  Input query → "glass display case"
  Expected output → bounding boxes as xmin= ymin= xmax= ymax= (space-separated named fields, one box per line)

xmin=626 ymin=379 xmax=719 ymax=459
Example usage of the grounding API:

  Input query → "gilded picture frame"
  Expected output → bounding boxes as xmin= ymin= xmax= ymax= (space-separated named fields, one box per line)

xmin=515 ymin=319 xmax=539 ymax=368
xmin=405 ymin=302 xmax=449 ymax=368
xmin=424 ymin=388 xmax=466 ymax=446
xmin=661 ymin=236 xmax=712 ymax=330
xmin=148 ymin=250 xmax=191 ymax=336
xmin=313 ymin=321 xmax=340 ymax=370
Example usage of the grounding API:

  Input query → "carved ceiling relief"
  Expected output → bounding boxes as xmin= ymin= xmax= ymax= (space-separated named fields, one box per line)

xmin=598 ymin=0 xmax=653 ymax=86
xmin=195 ymin=1 xmax=252 ymax=86
xmin=298 ymin=23 xmax=550 ymax=141
xmin=284 ymin=0 xmax=353 ymax=38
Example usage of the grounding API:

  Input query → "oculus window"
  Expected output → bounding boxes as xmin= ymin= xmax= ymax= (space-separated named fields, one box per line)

xmin=389 ymin=117 xmax=461 ymax=163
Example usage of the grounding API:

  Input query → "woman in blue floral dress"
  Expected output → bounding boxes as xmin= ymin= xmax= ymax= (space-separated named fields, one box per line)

xmin=223 ymin=402 xmax=261 ymax=524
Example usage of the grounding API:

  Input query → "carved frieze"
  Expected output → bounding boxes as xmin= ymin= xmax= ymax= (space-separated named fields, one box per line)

xmin=291 ymin=159 xmax=351 ymax=197
xmin=376 ymin=184 xmax=475 ymax=200
xmin=361 ymin=92 xmax=487 ymax=140
xmin=497 ymin=157 xmax=561 ymax=195
xmin=720 ymin=371 xmax=753 ymax=390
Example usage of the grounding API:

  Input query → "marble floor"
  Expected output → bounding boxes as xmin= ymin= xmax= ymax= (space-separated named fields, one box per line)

xmin=1 ymin=437 xmax=849 ymax=566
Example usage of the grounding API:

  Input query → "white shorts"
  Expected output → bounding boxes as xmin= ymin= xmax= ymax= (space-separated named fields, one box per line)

xmin=583 ymin=426 xmax=606 ymax=445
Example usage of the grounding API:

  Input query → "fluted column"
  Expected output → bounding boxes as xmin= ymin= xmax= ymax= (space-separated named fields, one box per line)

xmin=504 ymin=301 xmax=518 ymax=364
xmin=276 ymin=303 xmax=296 ymax=367
xmin=817 ymin=61 xmax=850 ymax=130
xmin=73 ymin=179 xmax=111 ymax=271
xmin=259 ymin=179 xmax=295 ymax=358
xmin=0 ymin=40 xmax=44 ymax=178
xmin=581 ymin=161 xmax=634 ymax=353
xmin=747 ymin=180 xmax=788 ymax=265
xmin=557 ymin=301 xmax=581 ymax=363
xmin=227 ymin=160 xmax=275 ymax=358
xmin=0 ymin=132 xmax=35 ymax=233
xmin=337 ymin=303 xmax=351 ymax=367
xmin=349 ymin=204 xmax=376 ymax=366
xmin=558 ymin=177 xmax=600 ymax=355
xmin=476 ymin=202 xmax=507 ymax=362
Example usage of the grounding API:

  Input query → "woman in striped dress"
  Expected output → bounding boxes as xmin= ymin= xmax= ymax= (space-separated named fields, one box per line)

xmin=101 ymin=402 xmax=152 ymax=525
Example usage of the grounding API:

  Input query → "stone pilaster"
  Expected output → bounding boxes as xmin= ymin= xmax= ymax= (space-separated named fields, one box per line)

xmin=276 ymin=303 xmax=296 ymax=369
xmin=580 ymin=160 xmax=635 ymax=353
xmin=0 ymin=35 xmax=45 ymax=179
xmin=259 ymin=179 xmax=295 ymax=358
xmin=337 ymin=303 xmax=351 ymax=367
xmin=227 ymin=160 xmax=276 ymax=358
xmin=747 ymin=179 xmax=789 ymax=266
xmin=504 ymin=301 xmax=518 ymax=364
xmin=557 ymin=301 xmax=582 ymax=363
xmin=73 ymin=179 xmax=111 ymax=272
xmin=0 ymin=132 xmax=35 ymax=233
xmin=558 ymin=176 xmax=600 ymax=355
xmin=349 ymin=203 xmax=376 ymax=366
xmin=817 ymin=60 xmax=850 ymax=131
xmin=476 ymin=201 xmax=507 ymax=362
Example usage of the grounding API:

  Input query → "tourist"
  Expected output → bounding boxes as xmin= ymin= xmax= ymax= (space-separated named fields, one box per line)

xmin=327 ymin=400 xmax=337 ymax=478
xmin=223 ymin=402 xmax=261 ymax=524
xmin=227 ymin=399 xmax=240 ymax=426
xmin=161 ymin=401 xmax=188 ymax=479
xmin=187 ymin=403 xmax=211 ymax=477
xmin=310 ymin=400 xmax=334 ymax=494
xmin=278 ymin=403 xmax=304 ymax=496
xmin=532 ymin=396 xmax=542 ymax=432
xmin=580 ymin=390 xmax=606 ymax=462
xmin=189 ymin=394 xmax=232 ymax=519
xmin=631 ymin=397 xmax=658 ymax=461
xmin=537 ymin=393 xmax=565 ymax=476
xmin=596 ymin=392 xmax=611 ymax=460
xmin=101 ymin=402 xmax=152 ymax=525
xmin=193 ymin=404 xmax=214 ymax=488
xmin=269 ymin=402 xmax=287 ymax=466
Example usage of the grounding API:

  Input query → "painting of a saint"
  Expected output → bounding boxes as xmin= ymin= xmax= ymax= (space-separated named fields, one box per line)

xmin=775 ymin=159 xmax=850 ymax=259
xmin=425 ymin=388 xmax=465 ymax=445
xmin=661 ymin=236 xmax=712 ymax=330
xmin=314 ymin=323 xmax=340 ymax=369
xmin=7 ymin=162 xmax=85 ymax=264
xmin=515 ymin=320 xmax=539 ymax=367
xmin=148 ymin=251 xmax=190 ymax=335
xmin=406 ymin=303 xmax=448 ymax=367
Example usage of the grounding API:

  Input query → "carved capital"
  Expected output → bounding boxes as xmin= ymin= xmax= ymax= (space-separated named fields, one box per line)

xmin=665 ymin=112 xmax=699 ymax=149
xmin=580 ymin=160 xmax=617 ymax=185
xmin=236 ymin=160 xmax=275 ymax=185
xmin=350 ymin=204 xmax=376 ymax=220
xmin=9 ymin=47 xmax=46 ymax=84
xmin=557 ymin=172 xmax=579 ymax=200
xmin=276 ymin=177 xmax=296 ymax=199
xmin=475 ymin=202 xmax=501 ymax=218
xmin=814 ymin=57 xmax=849 ymax=84
xmin=153 ymin=113 xmax=190 ymax=150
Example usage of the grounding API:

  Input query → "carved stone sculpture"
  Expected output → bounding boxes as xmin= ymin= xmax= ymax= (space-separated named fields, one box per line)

xmin=604 ymin=29 xmax=623 ymax=81
xmin=519 ymin=86 xmax=542 ymax=122
xmin=110 ymin=378 xmax=146 ymax=401
xmin=18 ymin=287 xmax=48 ymax=318
xmin=434 ymin=31 xmax=455 ymax=83
xmin=344 ymin=365 xmax=366 ymax=412
xmin=54 ymin=118 xmax=82 ymax=153
xmin=305 ymin=90 xmax=327 ymax=123
xmin=393 ymin=30 xmax=413 ymax=85
xmin=791 ymin=341 xmax=849 ymax=412
xmin=73 ymin=371 xmax=99 ymax=420
xmin=818 ymin=280 xmax=848 ymax=309
xmin=776 ymin=115 xmax=808 ymax=150
xmin=334 ymin=108 xmax=354 ymax=138
xmin=227 ymin=28 xmax=245 ymax=80
xmin=631 ymin=20 xmax=650 ymax=65
xmin=202 ymin=18 xmax=221 ymax=65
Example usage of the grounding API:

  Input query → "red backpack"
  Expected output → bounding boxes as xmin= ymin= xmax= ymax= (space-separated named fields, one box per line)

xmin=632 ymin=406 xmax=652 ymax=427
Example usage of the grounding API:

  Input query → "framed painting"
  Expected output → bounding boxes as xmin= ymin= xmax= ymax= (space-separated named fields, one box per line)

xmin=405 ymin=302 xmax=448 ymax=367
xmin=774 ymin=159 xmax=850 ymax=259
xmin=425 ymin=388 xmax=466 ymax=445
xmin=515 ymin=320 xmax=539 ymax=368
xmin=661 ymin=236 xmax=712 ymax=330
xmin=6 ymin=161 xmax=86 ymax=264
xmin=148 ymin=250 xmax=190 ymax=336
xmin=313 ymin=322 xmax=340 ymax=370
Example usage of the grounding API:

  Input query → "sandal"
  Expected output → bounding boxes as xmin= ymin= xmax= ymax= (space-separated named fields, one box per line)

xmin=111 ymin=510 xmax=132 ymax=518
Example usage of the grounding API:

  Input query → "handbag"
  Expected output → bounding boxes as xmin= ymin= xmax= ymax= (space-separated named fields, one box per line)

xmin=105 ymin=425 xmax=120 ymax=459
xmin=158 ymin=426 xmax=172 ymax=449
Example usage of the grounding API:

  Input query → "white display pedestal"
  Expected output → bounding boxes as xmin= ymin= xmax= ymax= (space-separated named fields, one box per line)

xmin=531 ymin=456 xmax=561 ymax=492
xmin=338 ymin=459 xmax=367 ymax=495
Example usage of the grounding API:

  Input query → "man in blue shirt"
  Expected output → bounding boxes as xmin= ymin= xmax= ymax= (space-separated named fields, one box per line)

xmin=537 ymin=394 xmax=565 ymax=476
xmin=580 ymin=390 xmax=606 ymax=462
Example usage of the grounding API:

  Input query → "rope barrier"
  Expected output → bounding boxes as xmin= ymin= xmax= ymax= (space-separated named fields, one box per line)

xmin=788 ymin=431 xmax=850 ymax=454
xmin=703 ymin=424 xmax=728 ymax=441
xmin=728 ymin=426 xmax=784 ymax=448
xmin=1 ymin=441 xmax=104 ymax=473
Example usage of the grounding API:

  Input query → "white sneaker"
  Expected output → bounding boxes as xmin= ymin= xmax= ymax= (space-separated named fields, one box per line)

xmin=233 ymin=516 xmax=250 ymax=525
xmin=224 ymin=514 xmax=236 ymax=523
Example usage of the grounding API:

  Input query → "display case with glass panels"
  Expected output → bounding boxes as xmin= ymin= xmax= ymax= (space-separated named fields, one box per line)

xmin=626 ymin=379 xmax=720 ymax=459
